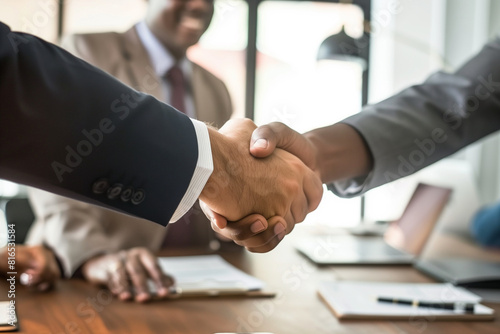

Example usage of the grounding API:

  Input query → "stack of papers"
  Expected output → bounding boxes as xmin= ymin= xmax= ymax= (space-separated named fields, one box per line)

xmin=318 ymin=281 xmax=495 ymax=320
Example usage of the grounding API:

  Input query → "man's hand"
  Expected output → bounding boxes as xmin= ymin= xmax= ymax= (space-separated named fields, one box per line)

xmin=81 ymin=247 xmax=174 ymax=303
xmin=250 ymin=122 xmax=373 ymax=183
xmin=0 ymin=245 xmax=60 ymax=291
xmin=200 ymin=119 xmax=323 ymax=245
xmin=250 ymin=122 xmax=319 ymax=173
xmin=202 ymin=119 xmax=323 ymax=223
xmin=204 ymin=121 xmax=374 ymax=249
xmin=200 ymin=201 xmax=287 ymax=252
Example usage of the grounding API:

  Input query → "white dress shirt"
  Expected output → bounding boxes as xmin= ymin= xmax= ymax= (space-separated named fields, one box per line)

xmin=136 ymin=21 xmax=213 ymax=223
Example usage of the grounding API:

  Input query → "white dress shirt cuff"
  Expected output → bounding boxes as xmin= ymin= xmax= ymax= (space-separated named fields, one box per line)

xmin=169 ymin=119 xmax=213 ymax=223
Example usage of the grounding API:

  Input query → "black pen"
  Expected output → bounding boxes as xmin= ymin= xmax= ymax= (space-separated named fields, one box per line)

xmin=377 ymin=297 xmax=476 ymax=313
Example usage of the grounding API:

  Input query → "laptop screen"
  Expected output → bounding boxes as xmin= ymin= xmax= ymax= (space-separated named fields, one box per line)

xmin=384 ymin=183 xmax=452 ymax=256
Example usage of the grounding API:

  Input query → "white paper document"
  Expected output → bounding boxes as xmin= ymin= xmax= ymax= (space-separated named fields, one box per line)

xmin=318 ymin=281 xmax=495 ymax=320
xmin=157 ymin=255 xmax=265 ymax=295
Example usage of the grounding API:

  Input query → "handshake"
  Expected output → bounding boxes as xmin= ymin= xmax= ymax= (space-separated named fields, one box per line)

xmin=198 ymin=119 xmax=323 ymax=253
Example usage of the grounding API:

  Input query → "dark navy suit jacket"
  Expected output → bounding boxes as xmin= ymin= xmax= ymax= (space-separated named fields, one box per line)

xmin=0 ymin=22 xmax=198 ymax=226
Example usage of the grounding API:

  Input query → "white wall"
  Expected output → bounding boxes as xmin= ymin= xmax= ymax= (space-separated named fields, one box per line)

xmin=368 ymin=0 xmax=446 ymax=104
xmin=443 ymin=0 xmax=500 ymax=205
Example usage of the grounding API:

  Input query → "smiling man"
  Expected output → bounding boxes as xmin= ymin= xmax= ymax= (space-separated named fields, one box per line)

xmin=25 ymin=0 xmax=235 ymax=302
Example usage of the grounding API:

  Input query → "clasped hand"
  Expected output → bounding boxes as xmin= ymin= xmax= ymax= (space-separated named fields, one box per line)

xmin=200 ymin=119 xmax=323 ymax=252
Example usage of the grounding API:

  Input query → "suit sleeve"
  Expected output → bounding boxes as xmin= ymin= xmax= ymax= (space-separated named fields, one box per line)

xmin=0 ymin=23 xmax=198 ymax=226
xmin=23 ymin=32 xmax=127 ymax=275
xmin=330 ymin=36 xmax=500 ymax=197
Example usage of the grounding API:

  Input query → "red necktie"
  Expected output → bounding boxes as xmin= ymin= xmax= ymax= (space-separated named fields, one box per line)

xmin=165 ymin=65 xmax=186 ymax=113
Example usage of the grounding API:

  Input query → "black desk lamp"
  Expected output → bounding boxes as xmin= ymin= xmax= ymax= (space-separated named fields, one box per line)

xmin=317 ymin=26 xmax=368 ymax=71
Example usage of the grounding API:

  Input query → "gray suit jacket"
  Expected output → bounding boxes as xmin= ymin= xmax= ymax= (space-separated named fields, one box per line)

xmin=331 ymin=36 xmax=500 ymax=197
xmin=26 ymin=26 xmax=233 ymax=277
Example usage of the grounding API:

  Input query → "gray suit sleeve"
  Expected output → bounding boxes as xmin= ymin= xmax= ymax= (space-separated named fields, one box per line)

xmin=330 ymin=36 xmax=500 ymax=197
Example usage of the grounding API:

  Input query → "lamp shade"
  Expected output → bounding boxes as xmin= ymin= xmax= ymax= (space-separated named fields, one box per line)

xmin=317 ymin=26 xmax=367 ymax=70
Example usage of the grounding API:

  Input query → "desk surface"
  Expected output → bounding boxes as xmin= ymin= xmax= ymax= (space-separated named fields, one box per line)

xmin=2 ymin=233 xmax=500 ymax=334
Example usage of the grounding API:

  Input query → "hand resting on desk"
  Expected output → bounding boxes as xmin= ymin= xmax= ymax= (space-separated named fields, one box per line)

xmin=82 ymin=247 xmax=175 ymax=303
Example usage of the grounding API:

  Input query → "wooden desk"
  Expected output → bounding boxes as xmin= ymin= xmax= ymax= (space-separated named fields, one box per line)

xmin=422 ymin=230 xmax=500 ymax=261
xmin=2 ymin=235 xmax=500 ymax=334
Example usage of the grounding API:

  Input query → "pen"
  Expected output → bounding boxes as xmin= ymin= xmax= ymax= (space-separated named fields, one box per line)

xmin=376 ymin=297 xmax=476 ymax=313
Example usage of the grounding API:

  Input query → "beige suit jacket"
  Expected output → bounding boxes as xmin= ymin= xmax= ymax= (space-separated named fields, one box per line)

xmin=26 ymin=26 xmax=232 ymax=277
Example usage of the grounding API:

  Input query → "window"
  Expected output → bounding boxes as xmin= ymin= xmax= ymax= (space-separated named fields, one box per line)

xmin=63 ymin=0 xmax=146 ymax=35
xmin=254 ymin=1 xmax=366 ymax=227
xmin=188 ymin=0 xmax=249 ymax=119
xmin=0 ymin=1 xmax=370 ymax=227
xmin=0 ymin=0 xmax=58 ymax=43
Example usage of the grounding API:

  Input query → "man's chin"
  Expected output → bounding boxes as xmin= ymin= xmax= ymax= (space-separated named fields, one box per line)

xmin=178 ymin=32 xmax=204 ymax=48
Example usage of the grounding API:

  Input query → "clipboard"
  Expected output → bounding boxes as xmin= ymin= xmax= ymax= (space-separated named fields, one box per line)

xmin=165 ymin=287 xmax=276 ymax=299
xmin=152 ymin=255 xmax=276 ymax=299
xmin=318 ymin=281 xmax=495 ymax=321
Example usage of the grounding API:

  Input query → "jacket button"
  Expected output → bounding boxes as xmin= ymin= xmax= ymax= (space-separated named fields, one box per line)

xmin=131 ymin=189 xmax=145 ymax=205
xmin=107 ymin=184 xmax=123 ymax=200
xmin=120 ymin=187 xmax=134 ymax=202
xmin=92 ymin=178 xmax=109 ymax=194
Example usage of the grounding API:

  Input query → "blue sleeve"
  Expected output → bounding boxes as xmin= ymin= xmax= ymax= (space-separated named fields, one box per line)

xmin=0 ymin=22 xmax=198 ymax=226
xmin=471 ymin=203 xmax=500 ymax=248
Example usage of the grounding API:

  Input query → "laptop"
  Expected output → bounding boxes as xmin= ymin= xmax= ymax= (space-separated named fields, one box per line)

xmin=295 ymin=183 xmax=453 ymax=265
xmin=415 ymin=258 xmax=500 ymax=288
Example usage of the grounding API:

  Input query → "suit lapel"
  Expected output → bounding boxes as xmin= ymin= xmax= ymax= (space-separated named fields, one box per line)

xmin=119 ymin=27 xmax=164 ymax=101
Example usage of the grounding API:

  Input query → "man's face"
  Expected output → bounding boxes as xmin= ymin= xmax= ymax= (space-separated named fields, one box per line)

xmin=147 ymin=0 xmax=214 ymax=54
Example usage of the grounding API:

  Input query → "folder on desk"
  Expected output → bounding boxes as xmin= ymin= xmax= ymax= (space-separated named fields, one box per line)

xmin=318 ymin=281 xmax=495 ymax=320
xmin=155 ymin=255 xmax=275 ymax=298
